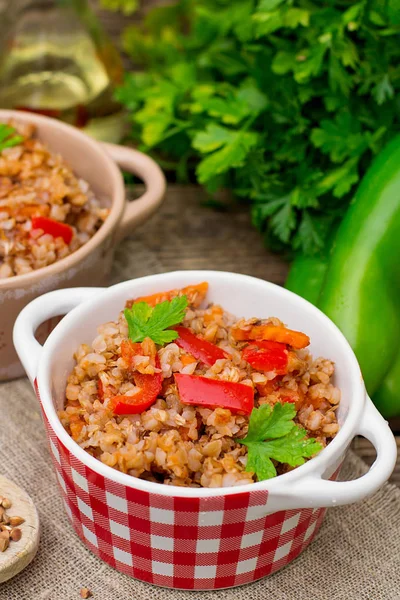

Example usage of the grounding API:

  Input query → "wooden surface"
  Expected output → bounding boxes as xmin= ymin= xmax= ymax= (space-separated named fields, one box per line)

xmin=116 ymin=184 xmax=289 ymax=284
xmin=115 ymin=184 xmax=400 ymax=486
xmin=0 ymin=475 xmax=40 ymax=583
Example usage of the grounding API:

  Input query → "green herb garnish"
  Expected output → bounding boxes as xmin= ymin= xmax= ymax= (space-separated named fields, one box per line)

xmin=124 ymin=295 xmax=188 ymax=345
xmin=237 ymin=403 xmax=323 ymax=481
xmin=112 ymin=0 xmax=400 ymax=255
xmin=0 ymin=124 xmax=23 ymax=153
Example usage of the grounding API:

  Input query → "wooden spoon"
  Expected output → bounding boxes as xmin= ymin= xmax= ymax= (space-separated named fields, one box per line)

xmin=0 ymin=475 xmax=40 ymax=583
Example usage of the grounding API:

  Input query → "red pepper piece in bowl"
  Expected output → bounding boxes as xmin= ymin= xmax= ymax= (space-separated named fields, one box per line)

xmin=174 ymin=326 xmax=229 ymax=366
xmin=31 ymin=216 xmax=74 ymax=244
xmin=109 ymin=340 xmax=162 ymax=415
xmin=242 ymin=340 xmax=288 ymax=374
xmin=109 ymin=370 xmax=162 ymax=415
xmin=175 ymin=373 xmax=254 ymax=415
xmin=110 ymin=366 xmax=163 ymax=415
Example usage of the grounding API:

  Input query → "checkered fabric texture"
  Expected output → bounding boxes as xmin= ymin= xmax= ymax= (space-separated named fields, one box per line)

xmin=37 ymin=381 xmax=328 ymax=590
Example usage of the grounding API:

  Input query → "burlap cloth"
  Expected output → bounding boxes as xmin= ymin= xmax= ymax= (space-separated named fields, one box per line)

xmin=1 ymin=188 xmax=400 ymax=599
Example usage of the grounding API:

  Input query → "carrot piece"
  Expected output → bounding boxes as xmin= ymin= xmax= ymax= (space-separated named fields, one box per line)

xmin=256 ymin=379 xmax=305 ymax=411
xmin=232 ymin=325 xmax=309 ymax=349
xmin=69 ymin=416 xmax=85 ymax=440
xmin=256 ymin=378 xmax=279 ymax=397
xmin=18 ymin=204 xmax=50 ymax=218
xmin=125 ymin=282 xmax=209 ymax=308
xmin=0 ymin=204 xmax=50 ymax=218
xmin=203 ymin=305 xmax=223 ymax=325
xmin=280 ymin=388 xmax=305 ymax=411
xmin=120 ymin=339 xmax=143 ymax=368
xmin=181 ymin=282 xmax=209 ymax=306
xmin=181 ymin=281 xmax=208 ymax=306
xmin=126 ymin=290 xmax=171 ymax=308
xmin=181 ymin=354 xmax=197 ymax=366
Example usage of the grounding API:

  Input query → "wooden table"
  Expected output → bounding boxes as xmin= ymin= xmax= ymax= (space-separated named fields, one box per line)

xmin=116 ymin=185 xmax=400 ymax=486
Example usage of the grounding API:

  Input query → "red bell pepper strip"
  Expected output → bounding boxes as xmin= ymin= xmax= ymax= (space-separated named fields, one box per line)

xmin=109 ymin=368 xmax=162 ymax=415
xmin=242 ymin=340 xmax=288 ymax=374
xmin=109 ymin=340 xmax=162 ymax=415
xmin=174 ymin=326 xmax=229 ymax=366
xmin=175 ymin=373 xmax=254 ymax=415
xmin=110 ymin=366 xmax=162 ymax=415
xmin=31 ymin=216 xmax=74 ymax=244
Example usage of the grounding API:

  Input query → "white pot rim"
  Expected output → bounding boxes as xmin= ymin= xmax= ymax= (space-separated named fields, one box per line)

xmin=32 ymin=271 xmax=367 ymax=499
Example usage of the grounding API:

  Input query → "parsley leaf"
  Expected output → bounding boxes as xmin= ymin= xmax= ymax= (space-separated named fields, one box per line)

xmin=124 ymin=295 xmax=188 ymax=345
xmin=195 ymin=127 xmax=259 ymax=185
xmin=193 ymin=124 xmax=237 ymax=153
xmin=258 ymin=0 xmax=285 ymax=11
xmin=0 ymin=124 xmax=23 ymax=153
xmin=373 ymin=74 xmax=395 ymax=106
xmin=237 ymin=403 xmax=323 ymax=481
xmin=246 ymin=443 xmax=277 ymax=480
xmin=310 ymin=113 xmax=367 ymax=163
xmin=244 ymin=402 xmax=296 ymax=441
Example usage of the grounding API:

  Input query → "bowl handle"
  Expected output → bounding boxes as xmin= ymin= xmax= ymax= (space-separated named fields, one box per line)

xmin=101 ymin=142 xmax=166 ymax=243
xmin=13 ymin=287 xmax=104 ymax=385
xmin=272 ymin=395 xmax=397 ymax=511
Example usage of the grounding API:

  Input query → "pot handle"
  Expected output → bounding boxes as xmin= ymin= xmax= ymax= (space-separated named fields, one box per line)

xmin=13 ymin=287 xmax=104 ymax=385
xmin=274 ymin=396 xmax=397 ymax=510
xmin=101 ymin=142 xmax=166 ymax=244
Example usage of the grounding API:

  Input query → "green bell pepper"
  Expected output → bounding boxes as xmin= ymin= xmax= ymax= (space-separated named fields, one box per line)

xmin=286 ymin=135 xmax=400 ymax=418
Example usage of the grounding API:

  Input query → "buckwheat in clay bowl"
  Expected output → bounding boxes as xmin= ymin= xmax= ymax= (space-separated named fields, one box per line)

xmin=0 ymin=110 xmax=165 ymax=380
xmin=14 ymin=271 xmax=397 ymax=590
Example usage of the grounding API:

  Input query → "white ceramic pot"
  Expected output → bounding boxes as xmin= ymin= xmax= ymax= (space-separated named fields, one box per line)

xmin=13 ymin=271 xmax=397 ymax=590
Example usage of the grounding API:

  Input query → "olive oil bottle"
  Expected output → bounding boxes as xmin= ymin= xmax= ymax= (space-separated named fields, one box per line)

xmin=0 ymin=0 xmax=125 ymax=142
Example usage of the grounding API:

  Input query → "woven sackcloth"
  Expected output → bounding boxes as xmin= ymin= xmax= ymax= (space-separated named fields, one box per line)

xmin=1 ymin=189 xmax=400 ymax=599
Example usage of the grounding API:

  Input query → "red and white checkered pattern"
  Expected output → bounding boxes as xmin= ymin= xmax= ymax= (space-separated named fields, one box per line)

xmin=36 ymin=381 xmax=332 ymax=590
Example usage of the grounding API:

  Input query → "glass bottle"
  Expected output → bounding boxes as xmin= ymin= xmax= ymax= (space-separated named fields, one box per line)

xmin=0 ymin=0 xmax=125 ymax=142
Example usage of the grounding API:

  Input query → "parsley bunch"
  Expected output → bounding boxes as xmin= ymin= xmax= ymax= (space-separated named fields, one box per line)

xmin=113 ymin=0 xmax=400 ymax=255
xmin=237 ymin=402 xmax=322 ymax=480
